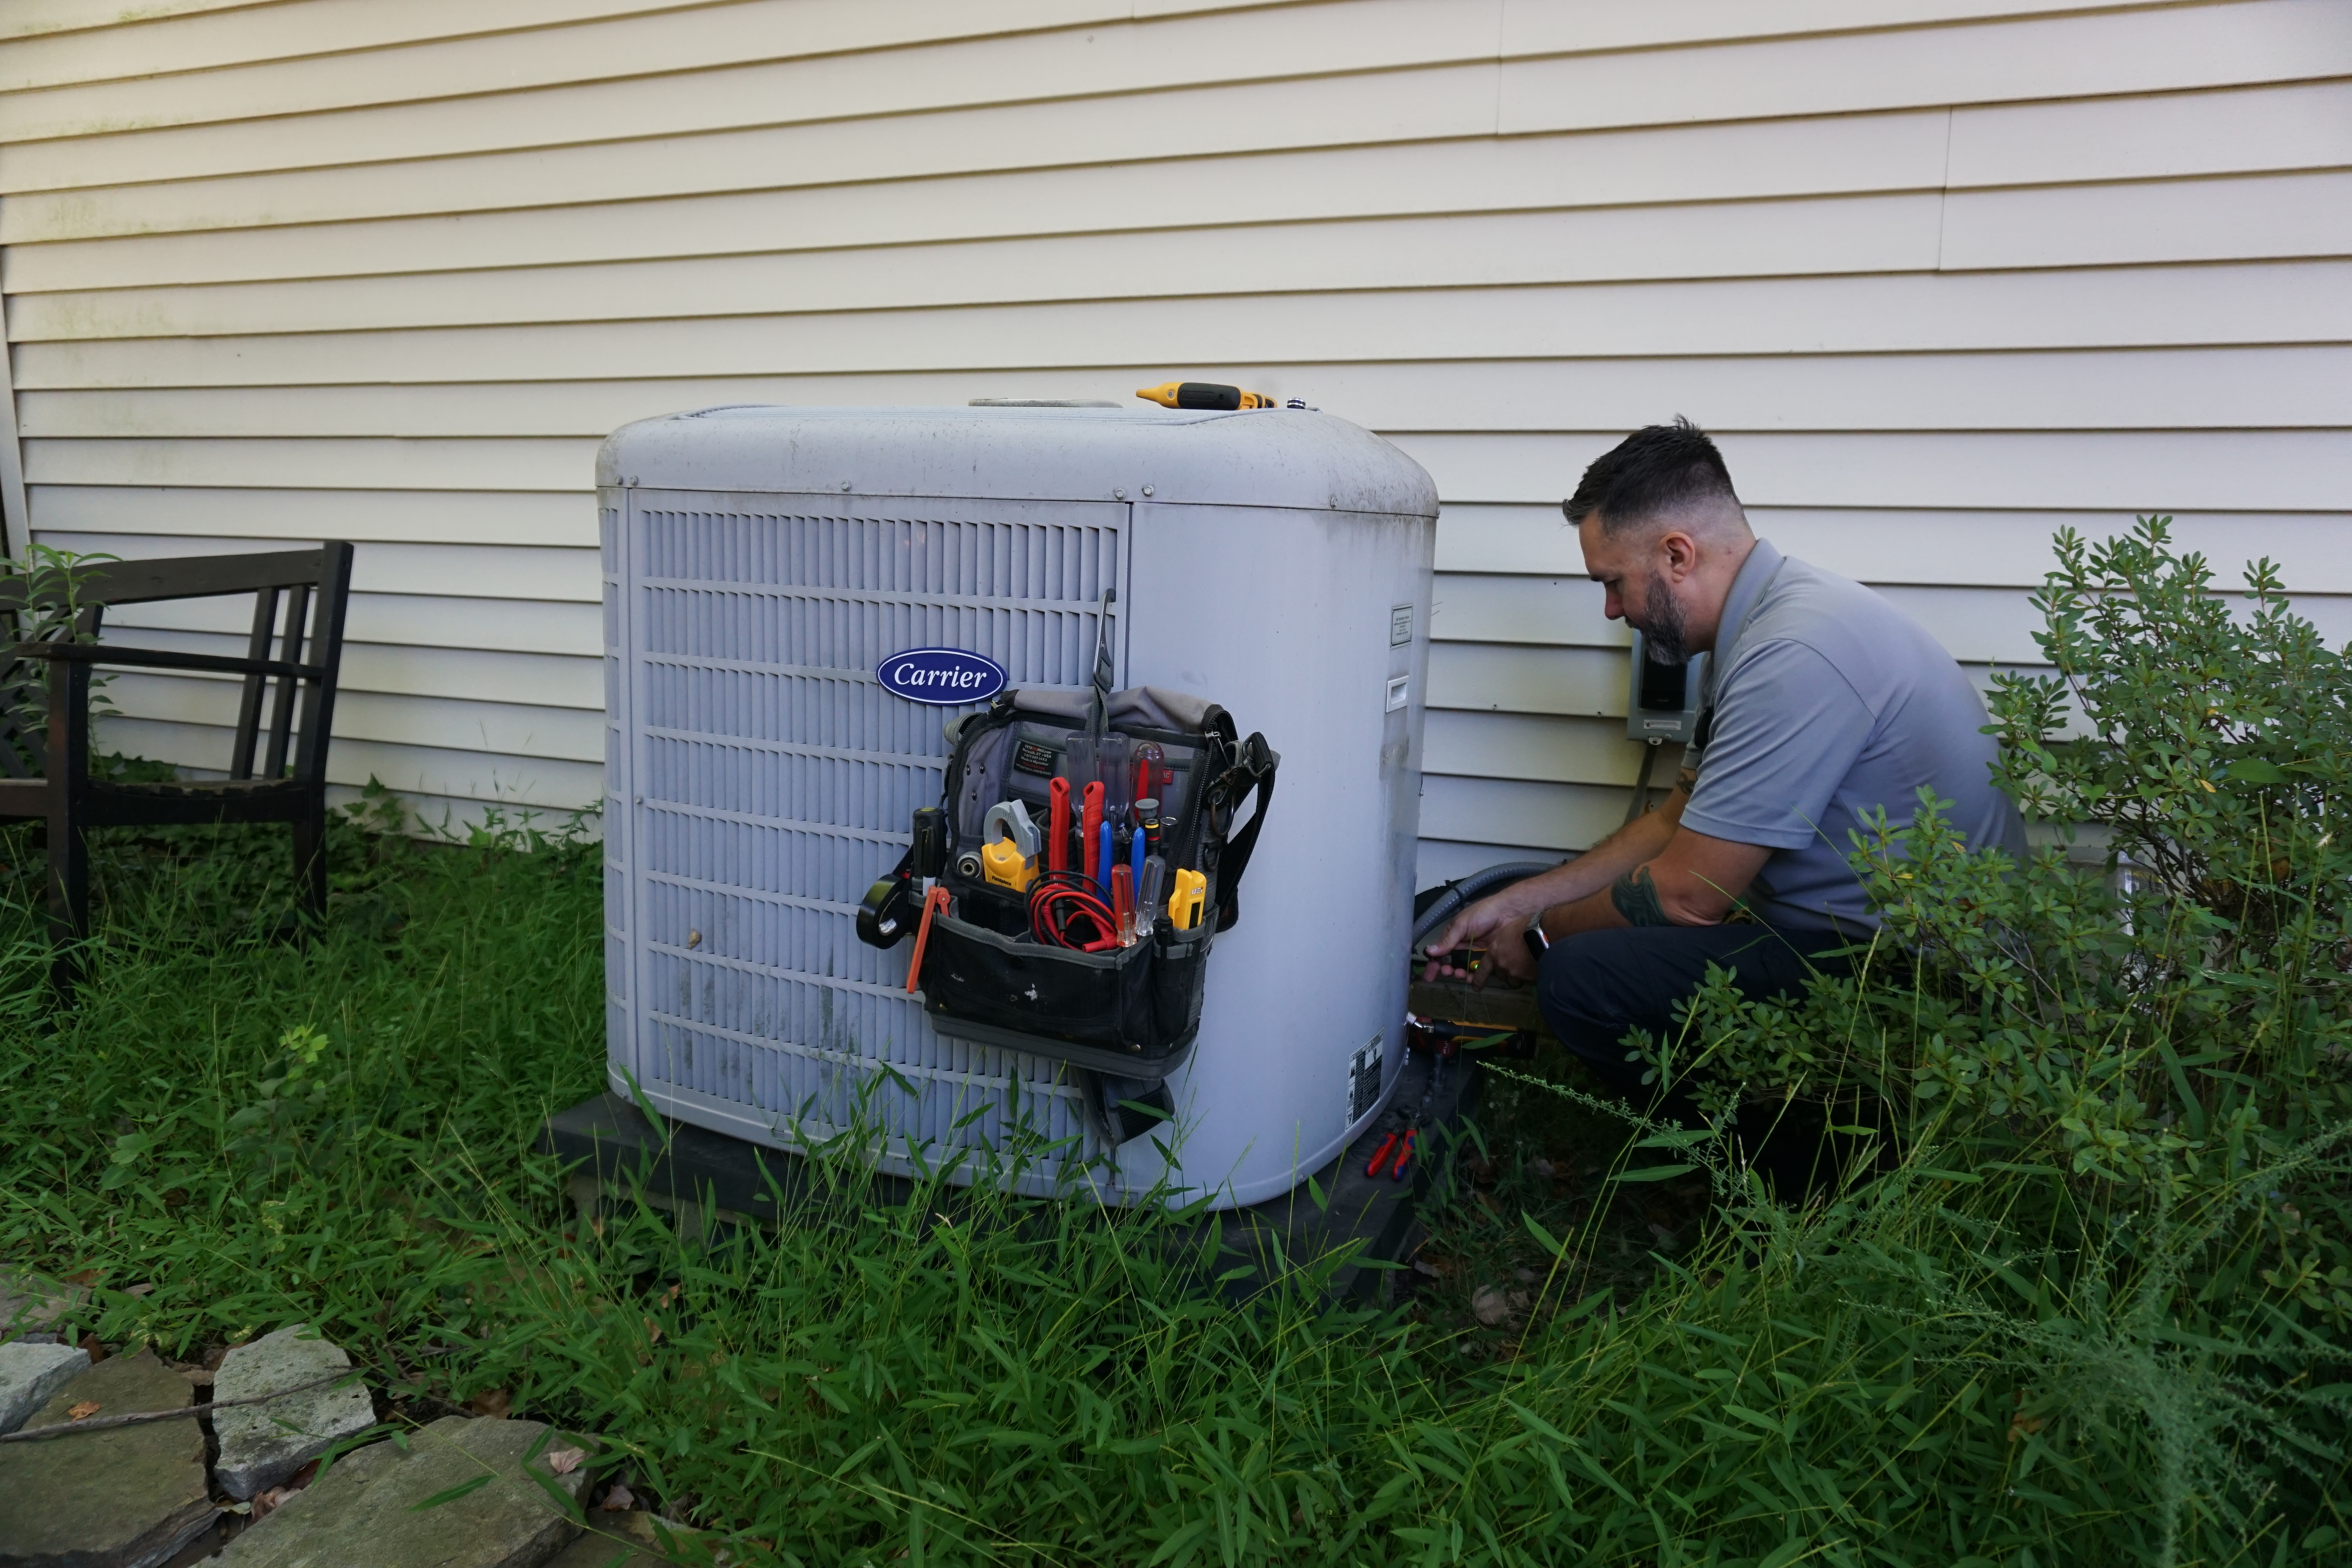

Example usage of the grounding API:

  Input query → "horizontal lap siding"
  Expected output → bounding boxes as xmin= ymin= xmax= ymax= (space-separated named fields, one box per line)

xmin=1 ymin=0 xmax=2343 ymax=866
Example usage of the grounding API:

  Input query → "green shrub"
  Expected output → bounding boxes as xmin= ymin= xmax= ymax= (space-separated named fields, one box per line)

xmin=1639 ymin=518 xmax=2352 ymax=1554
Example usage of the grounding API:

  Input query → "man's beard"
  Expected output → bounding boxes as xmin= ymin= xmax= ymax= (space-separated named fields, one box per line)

xmin=1637 ymin=575 xmax=1689 ymax=666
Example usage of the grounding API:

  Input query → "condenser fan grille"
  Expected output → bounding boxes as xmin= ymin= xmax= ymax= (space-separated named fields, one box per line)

xmin=605 ymin=499 xmax=1126 ymax=1162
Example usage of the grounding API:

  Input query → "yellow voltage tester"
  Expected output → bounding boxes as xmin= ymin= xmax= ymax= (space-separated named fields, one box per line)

xmin=1136 ymin=381 xmax=1278 ymax=411
xmin=1169 ymin=867 xmax=1208 ymax=930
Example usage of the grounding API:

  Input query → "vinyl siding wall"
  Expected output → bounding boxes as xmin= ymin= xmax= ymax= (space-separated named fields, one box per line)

xmin=1 ymin=0 xmax=2345 ymax=876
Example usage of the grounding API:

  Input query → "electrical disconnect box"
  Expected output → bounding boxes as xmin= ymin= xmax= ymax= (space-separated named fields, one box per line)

xmin=1624 ymin=631 xmax=1706 ymax=745
xmin=598 ymin=404 xmax=1438 ymax=1209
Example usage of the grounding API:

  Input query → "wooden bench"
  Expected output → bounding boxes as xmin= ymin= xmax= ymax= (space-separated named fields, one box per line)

xmin=0 ymin=544 xmax=354 ymax=985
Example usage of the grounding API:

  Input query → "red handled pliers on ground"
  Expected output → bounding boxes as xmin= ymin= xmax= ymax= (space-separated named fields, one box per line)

xmin=1366 ymin=1112 xmax=1421 ymax=1180
xmin=1389 ymin=1122 xmax=1419 ymax=1182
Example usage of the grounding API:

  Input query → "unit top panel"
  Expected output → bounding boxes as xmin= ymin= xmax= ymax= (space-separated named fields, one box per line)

xmin=598 ymin=405 xmax=1437 ymax=519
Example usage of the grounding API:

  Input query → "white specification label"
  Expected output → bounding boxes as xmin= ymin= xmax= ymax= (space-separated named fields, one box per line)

xmin=1390 ymin=603 xmax=1414 ymax=646
xmin=1347 ymin=1033 xmax=1384 ymax=1124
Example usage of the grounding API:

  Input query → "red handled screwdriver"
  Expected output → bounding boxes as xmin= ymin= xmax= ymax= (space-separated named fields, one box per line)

xmin=1048 ymin=777 xmax=1071 ymax=875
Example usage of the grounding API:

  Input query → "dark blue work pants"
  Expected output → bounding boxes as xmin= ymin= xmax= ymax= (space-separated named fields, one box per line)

xmin=1535 ymin=922 xmax=1860 ymax=1193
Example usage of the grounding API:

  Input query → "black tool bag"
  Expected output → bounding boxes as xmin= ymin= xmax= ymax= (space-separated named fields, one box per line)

xmin=858 ymin=682 xmax=1278 ymax=1082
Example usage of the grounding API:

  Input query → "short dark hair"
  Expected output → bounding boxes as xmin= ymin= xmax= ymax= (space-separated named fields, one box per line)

xmin=1561 ymin=417 xmax=1740 ymax=534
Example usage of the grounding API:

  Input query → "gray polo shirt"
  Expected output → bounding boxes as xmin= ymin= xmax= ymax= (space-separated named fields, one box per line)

xmin=1680 ymin=538 xmax=2027 ymax=935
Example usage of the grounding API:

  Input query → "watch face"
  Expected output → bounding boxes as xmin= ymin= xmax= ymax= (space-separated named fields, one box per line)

xmin=1524 ymin=924 xmax=1548 ymax=965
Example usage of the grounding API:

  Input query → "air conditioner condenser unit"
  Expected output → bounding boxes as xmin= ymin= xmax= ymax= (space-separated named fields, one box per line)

xmin=598 ymin=404 xmax=1438 ymax=1208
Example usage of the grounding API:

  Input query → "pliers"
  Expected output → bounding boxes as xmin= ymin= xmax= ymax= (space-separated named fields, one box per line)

xmin=1389 ymin=1122 xmax=1419 ymax=1182
xmin=1367 ymin=1112 xmax=1421 ymax=1181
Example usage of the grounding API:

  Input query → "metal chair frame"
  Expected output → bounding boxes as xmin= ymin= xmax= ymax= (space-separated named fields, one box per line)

xmin=0 ymin=544 xmax=354 ymax=986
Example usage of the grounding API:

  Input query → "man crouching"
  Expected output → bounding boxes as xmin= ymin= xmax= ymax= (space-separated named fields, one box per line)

xmin=1422 ymin=418 xmax=2025 ymax=1119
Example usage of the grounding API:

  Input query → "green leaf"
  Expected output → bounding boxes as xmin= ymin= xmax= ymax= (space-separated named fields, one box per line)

xmin=521 ymin=1461 xmax=587 ymax=1528
xmin=2221 ymin=757 xmax=2288 ymax=783
xmin=1521 ymin=1212 xmax=1565 ymax=1258
xmin=1611 ymin=1163 xmax=1697 ymax=1183
xmin=409 ymin=1473 xmax=495 ymax=1511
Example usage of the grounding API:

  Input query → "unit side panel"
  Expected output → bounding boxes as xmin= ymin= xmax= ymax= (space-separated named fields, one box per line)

xmin=601 ymin=489 xmax=633 ymax=1089
xmin=1124 ymin=499 xmax=1433 ymax=1203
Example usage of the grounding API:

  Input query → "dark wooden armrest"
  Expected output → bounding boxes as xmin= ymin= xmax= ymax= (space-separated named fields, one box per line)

xmin=9 ymin=642 xmax=322 ymax=681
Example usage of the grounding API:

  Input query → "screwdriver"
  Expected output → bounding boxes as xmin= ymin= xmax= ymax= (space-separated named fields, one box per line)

xmin=1136 ymin=381 xmax=1278 ymax=411
xmin=1136 ymin=855 xmax=1166 ymax=934
xmin=1049 ymin=777 xmax=1071 ymax=875
xmin=1112 ymin=863 xmax=1136 ymax=946
xmin=1082 ymin=780 xmax=1105 ymax=887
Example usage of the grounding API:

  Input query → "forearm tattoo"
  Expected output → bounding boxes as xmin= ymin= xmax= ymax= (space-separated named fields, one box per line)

xmin=1610 ymin=865 xmax=1671 ymax=927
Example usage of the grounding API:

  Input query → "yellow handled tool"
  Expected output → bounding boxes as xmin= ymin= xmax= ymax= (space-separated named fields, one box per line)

xmin=1169 ymin=867 xmax=1208 ymax=931
xmin=980 ymin=799 xmax=1040 ymax=892
xmin=1137 ymin=381 xmax=1278 ymax=412
xmin=980 ymin=836 xmax=1037 ymax=893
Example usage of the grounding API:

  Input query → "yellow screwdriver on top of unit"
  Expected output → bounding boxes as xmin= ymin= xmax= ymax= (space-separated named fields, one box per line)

xmin=1136 ymin=381 xmax=1280 ymax=411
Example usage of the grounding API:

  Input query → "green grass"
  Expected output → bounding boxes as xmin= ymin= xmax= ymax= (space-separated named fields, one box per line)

xmin=2 ymin=809 xmax=2344 ymax=1566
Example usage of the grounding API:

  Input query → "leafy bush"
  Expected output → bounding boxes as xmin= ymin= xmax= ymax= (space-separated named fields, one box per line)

xmin=0 ymin=542 xmax=118 ymax=771
xmin=1643 ymin=518 xmax=2352 ymax=1553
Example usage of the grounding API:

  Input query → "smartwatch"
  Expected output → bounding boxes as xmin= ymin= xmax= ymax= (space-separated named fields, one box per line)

xmin=1522 ymin=911 xmax=1551 ymax=966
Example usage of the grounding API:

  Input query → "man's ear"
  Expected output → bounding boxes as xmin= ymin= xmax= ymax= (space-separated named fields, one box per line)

xmin=1655 ymin=527 xmax=1701 ymax=583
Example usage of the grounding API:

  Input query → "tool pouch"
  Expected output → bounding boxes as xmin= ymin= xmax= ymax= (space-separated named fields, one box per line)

xmin=859 ymin=683 xmax=1277 ymax=1082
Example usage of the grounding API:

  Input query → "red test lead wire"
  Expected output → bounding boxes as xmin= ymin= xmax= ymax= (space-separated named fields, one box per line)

xmin=1028 ymin=871 xmax=1118 ymax=952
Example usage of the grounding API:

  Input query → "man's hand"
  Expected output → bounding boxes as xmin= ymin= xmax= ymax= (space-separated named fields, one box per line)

xmin=1420 ymin=890 xmax=1539 ymax=988
xmin=1412 ymin=793 xmax=1690 ymax=989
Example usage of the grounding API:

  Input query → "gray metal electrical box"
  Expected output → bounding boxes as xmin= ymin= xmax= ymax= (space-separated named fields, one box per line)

xmin=1624 ymin=631 xmax=1706 ymax=745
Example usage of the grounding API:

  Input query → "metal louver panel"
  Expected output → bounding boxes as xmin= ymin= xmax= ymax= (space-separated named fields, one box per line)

xmin=608 ymin=494 xmax=1127 ymax=1170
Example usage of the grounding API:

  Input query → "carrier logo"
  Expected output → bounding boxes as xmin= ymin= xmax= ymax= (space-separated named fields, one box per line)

xmin=876 ymin=646 xmax=1007 ymax=705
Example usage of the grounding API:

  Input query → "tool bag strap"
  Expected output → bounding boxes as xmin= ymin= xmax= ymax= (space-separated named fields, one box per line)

xmin=1205 ymin=730 xmax=1279 ymax=933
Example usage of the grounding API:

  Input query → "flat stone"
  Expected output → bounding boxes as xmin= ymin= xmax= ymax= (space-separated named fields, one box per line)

xmin=0 ymin=1349 xmax=214 ymax=1568
xmin=211 ymin=1325 xmax=376 ymax=1500
xmin=0 ymin=1268 xmax=84 ymax=1346
xmin=0 ymin=1344 xmax=90 ymax=1436
xmin=219 ymin=1416 xmax=590 ymax=1568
